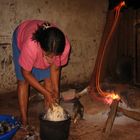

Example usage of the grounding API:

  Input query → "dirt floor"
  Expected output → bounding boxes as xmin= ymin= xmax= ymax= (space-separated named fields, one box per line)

xmin=0 ymin=84 xmax=140 ymax=140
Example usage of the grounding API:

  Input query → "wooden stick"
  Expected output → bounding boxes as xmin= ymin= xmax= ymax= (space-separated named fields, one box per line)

xmin=102 ymin=99 xmax=119 ymax=139
xmin=118 ymin=107 xmax=140 ymax=121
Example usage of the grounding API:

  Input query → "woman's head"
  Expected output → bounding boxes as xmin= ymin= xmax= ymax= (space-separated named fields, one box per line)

xmin=32 ymin=23 xmax=65 ymax=56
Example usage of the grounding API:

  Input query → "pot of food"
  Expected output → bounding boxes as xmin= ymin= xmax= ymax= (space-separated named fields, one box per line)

xmin=39 ymin=104 xmax=71 ymax=140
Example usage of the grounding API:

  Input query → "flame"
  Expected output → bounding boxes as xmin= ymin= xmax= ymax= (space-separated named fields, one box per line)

xmin=94 ymin=0 xmax=125 ymax=102
xmin=104 ymin=92 xmax=120 ymax=105
xmin=106 ymin=93 xmax=120 ymax=100
xmin=114 ymin=1 xmax=125 ymax=11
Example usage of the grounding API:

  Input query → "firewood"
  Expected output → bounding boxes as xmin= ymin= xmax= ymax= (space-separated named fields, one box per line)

xmin=118 ymin=107 xmax=140 ymax=121
xmin=102 ymin=99 xmax=119 ymax=140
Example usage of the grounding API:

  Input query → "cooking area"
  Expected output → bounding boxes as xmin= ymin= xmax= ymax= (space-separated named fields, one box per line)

xmin=0 ymin=0 xmax=140 ymax=140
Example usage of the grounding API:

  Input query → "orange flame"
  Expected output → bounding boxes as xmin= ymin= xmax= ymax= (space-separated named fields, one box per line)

xmin=95 ymin=1 xmax=125 ymax=102
xmin=114 ymin=1 xmax=125 ymax=11
xmin=106 ymin=93 xmax=120 ymax=100
xmin=104 ymin=92 xmax=120 ymax=105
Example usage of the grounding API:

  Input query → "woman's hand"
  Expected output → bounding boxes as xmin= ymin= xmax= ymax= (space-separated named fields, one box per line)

xmin=51 ymin=92 xmax=59 ymax=103
xmin=44 ymin=94 xmax=54 ymax=110
xmin=47 ymin=95 xmax=55 ymax=109
xmin=21 ymin=68 xmax=55 ymax=108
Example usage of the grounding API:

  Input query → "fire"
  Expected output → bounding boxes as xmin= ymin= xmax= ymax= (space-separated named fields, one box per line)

xmin=93 ymin=0 xmax=125 ymax=103
xmin=106 ymin=93 xmax=120 ymax=100
xmin=114 ymin=1 xmax=125 ymax=11
xmin=104 ymin=92 xmax=120 ymax=105
xmin=88 ymin=0 xmax=126 ymax=104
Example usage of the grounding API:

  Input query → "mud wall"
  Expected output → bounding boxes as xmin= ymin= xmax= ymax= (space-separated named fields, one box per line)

xmin=0 ymin=0 xmax=108 ymax=92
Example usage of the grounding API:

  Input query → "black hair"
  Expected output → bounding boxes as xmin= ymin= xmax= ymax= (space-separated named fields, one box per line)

xmin=32 ymin=23 xmax=65 ymax=55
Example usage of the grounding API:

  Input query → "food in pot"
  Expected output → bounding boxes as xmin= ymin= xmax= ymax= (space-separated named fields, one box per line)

xmin=43 ymin=104 xmax=70 ymax=121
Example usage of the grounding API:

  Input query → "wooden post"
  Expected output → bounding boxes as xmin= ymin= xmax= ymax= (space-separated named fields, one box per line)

xmin=102 ymin=99 xmax=119 ymax=140
xmin=118 ymin=107 xmax=140 ymax=121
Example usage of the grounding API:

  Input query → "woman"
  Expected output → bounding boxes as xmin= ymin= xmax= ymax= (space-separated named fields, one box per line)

xmin=12 ymin=20 xmax=70 ymax=128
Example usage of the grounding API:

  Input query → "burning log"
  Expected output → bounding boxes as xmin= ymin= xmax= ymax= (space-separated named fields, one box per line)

xmin=118 ymin=107 xmax=140 ymax=121
xmin=102 ymin=99 xmax=119 ymax=140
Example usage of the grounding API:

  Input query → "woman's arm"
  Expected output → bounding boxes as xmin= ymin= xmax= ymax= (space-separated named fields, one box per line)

xmin=50 ymin=63 xmax=60 ymax=101
xmin=21 ymin=68 xmax=54 ymax=106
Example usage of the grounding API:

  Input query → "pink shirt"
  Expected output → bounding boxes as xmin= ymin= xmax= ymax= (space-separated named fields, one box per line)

xmin=17 ymin=20 xmax=70 ymax=71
